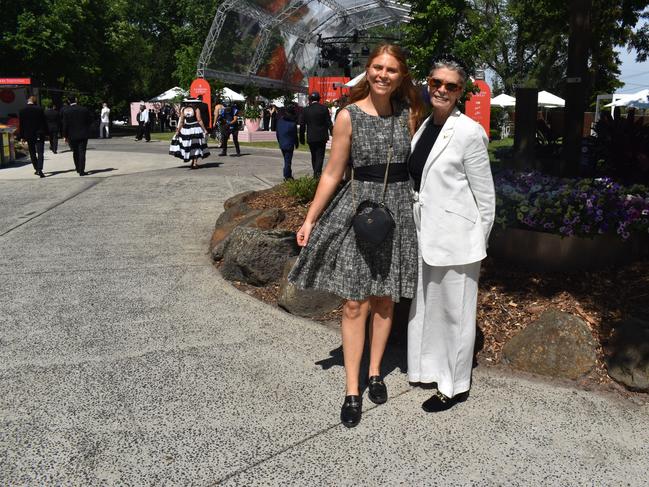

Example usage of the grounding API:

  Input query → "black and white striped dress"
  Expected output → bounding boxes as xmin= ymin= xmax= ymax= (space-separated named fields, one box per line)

xmin=169 ymin=107 xmax=210 ymax=162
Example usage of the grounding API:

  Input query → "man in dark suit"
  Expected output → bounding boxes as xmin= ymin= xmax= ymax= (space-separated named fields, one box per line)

xmin=18 ymin=96 xmax=49 ymax=178
xmin=299 ymin=91 xmax=332 ymax=177
xmin=44 ymin=103 xmax=62 ymax=154
xmin=197 ymin=95 xmax=211 ymax=133
xmin=62 ymin=96 xmax=92 ymax=176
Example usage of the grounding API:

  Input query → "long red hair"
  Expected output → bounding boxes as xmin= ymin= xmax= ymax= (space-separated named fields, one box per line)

xmin=349 ymin=44 xmax=424 ymax=135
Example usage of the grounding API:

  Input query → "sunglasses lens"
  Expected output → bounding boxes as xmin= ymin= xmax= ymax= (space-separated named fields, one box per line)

xmin=446 ymin=83 xmax=459 ymax=92
xmin=429 ymin=78 xmax=442 ymax=89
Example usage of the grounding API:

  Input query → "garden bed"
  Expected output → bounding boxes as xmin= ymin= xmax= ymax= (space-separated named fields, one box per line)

xmin=227 ymin=183 xmax=649 ymax=401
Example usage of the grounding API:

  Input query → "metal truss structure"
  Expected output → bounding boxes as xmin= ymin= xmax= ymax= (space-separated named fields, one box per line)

xmin=196 ymin=0 xmax=412 ymax=92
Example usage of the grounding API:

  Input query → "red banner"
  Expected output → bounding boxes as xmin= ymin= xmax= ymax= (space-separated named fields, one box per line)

xmin=190 ymin=78 xmax=212 ymax=128
xmin=0 ymin=78 xmax=31 ymax=85
xmin=465 ymin=80 xmax=491 ymax=137
xmin=308 ymin=77 xmax=350 ymax=102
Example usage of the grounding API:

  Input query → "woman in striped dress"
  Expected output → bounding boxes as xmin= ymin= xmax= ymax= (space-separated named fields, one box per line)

xmin=169 ymin=100 xmax=210 ymax=168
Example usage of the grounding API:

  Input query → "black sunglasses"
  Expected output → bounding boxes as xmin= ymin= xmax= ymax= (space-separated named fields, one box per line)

xmin=427 ymin=77 xmax=463 ymax=93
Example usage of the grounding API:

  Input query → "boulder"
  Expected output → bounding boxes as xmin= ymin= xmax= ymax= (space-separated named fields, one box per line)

xmin=220 ymin=227 xmax=300 ymax=286
xmin=277 ymin=257 xmax=343 ymax=318
xmin=606 ymin=318 xmax=649 ymax=392
xmin=223 ymin=191 xmax=256 ymax=210
xmin=502 ymin=308 xmax=598 ymax=379
xmin=215 ymin=201 xmax=253 ymax=228
xmin=211 ymin=208 xmax=286 ymax=254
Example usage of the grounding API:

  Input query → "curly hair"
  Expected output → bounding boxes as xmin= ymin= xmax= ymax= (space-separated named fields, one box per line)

xmin=349 ymin=44 xmax=425 ymax=135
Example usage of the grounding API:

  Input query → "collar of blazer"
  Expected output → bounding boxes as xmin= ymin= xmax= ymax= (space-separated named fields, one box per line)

xmin=412 ymin=106 xmax=461 ymax=191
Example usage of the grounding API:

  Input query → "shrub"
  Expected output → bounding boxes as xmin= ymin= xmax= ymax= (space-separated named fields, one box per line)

xmin=283 ymin=176 xmax=318 ymax=203
xmin=495 ymin=170 xmax=649 ymax=240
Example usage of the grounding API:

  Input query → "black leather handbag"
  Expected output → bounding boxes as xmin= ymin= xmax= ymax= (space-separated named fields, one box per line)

xmin=351 ymin=112 xmax=396 ymax=246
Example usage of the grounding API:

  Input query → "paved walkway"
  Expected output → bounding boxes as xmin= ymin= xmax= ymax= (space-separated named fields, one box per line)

xmin=1 ymin=139 xmax=647 ymax=486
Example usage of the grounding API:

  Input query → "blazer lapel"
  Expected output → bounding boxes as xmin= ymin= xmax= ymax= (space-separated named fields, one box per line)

xmin=418 ymin=108 xmax=460 ymax=191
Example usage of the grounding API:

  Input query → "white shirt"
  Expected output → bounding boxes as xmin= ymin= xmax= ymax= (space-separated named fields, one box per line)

xmin=101 ymin=107 xmax=110 ymax=123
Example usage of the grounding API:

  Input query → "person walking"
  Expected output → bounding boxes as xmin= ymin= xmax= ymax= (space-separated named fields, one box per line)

xmin=169 ymin=99 xmax=210 ymax=168
xmin=217 ymin=100 xmax=240 ymax=157
xmin=407 ymin=55 xmax=495 ymax=412
xmin=262 ymin=104 xmax=271 ymax=131
xmin=44 ymin=103 xmax=61 ymax=154
xmin=159 ymin=103 xmax=171 ymax=132
xmin=299 ymin=91 xmax=332 ymax=178
xmin=196 ymin=95 xmax=211 ymax=134
xmin=135 ymin=102 xmax=151 ymax=142
xmin=62 ymin=96 xmax=93 ymax=176
xmin=288 ymin=44 xmax=424 ymax=428
xmin=18 ymin=95 xmax=48 ymax=178
xmin=275 ymin=103 xmax=299 ymax=181
xmin=99 ymin=102 xmax=111 ymax=138
xmin=269 ymin=104 xmax=278 ymax=131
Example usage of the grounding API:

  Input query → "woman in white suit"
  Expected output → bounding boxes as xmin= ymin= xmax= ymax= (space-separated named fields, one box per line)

xmin=408 ymin=56 xmax=495 ymax=412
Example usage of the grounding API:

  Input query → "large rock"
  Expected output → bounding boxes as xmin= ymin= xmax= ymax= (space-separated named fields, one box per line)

xmin=219 ymin=227 xmax=299 ymax=286
xmin=277 ymin=257 xmax=343 ymax=318
xmin=211 ymin=208 xmax=285 ymax=253
xmin=606 ymin=318 xmax=649 ymax=392
xmin=223 ymin=190 xmax=256 ymax=210
xmin=502 ymin=308 xmax=598 ymax=379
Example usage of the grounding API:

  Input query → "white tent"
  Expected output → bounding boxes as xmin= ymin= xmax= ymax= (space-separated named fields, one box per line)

xmin=344 ymin=72 xmax=366 ymax=88
xmin=221 ymin=87 xmax=245 ymax=102
xmin=149 ymin=86 xmax=187 ymax=102
xmin=537 ymin=90 xmax=565 ymax=108
xmin=605 ymin=89 xmax=649 ymax=109
xmin=491 ymin=93 xmax=516 ymax=107
xmin=270 ymin=94 xmax=299 ymax=108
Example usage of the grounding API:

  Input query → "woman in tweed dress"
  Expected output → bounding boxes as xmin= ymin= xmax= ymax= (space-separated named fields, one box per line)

xmin=289 ymin=44 xmax=424 ymax=428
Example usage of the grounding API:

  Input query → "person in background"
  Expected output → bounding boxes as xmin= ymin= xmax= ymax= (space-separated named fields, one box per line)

xmin=218 ymin=100 xmax=241 ymax=157
xmin=62 ymin=96 xmax=93 ymax=176
xmin=135 ymin=102 xmax=151 ymax=142
xmin=169 ymin=99 xmax=210 ymax=168
xmin=262 ymin=103 xmax=271 ymax=131
xmin=407 ymin=55 xmax=495 ymax=412
xmin=269 ymin=104 xmax=278 ymax=131
xmin=275 ymin=103 xmax=299 ymax=181
xmin=197 ymin=95 xmax=211 ymax=134
xmin=44 ymin=102 xmax=61 ymax=154
xmin=99 ymin=102 xmax=110 ymax=139
xmin=212 ymin=98 xmax=224 ymax=139
xmin=299 ymin=91 xmax=333 ymax=178
xmin=18 ymin=95 xmax=48 ymax=178
xmin=159 ymin=103 xmax=171 ymax=132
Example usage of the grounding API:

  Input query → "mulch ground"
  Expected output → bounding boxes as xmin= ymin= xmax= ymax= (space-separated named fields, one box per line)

xmin=230 ymin=187 xmax=649 ymax=402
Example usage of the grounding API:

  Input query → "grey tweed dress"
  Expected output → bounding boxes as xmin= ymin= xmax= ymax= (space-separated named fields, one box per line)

xmin=288 ymin=103 xmax=417 ymax=302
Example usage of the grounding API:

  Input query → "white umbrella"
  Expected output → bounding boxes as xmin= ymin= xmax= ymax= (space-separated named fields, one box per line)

xmin=537 ymin=90 xmax=565 ymax=108
xmin=149 ymin=86 xmax=187 ymax=102
xmin=605 ymin=89 xmax=649 ymax=109
xmin=344 ymin=72 xmax=366 ymax=88
xmin=491 ymin=93 xmax=516 ymax=107
xmin=221 ymin=87 xmax=245 ymax=102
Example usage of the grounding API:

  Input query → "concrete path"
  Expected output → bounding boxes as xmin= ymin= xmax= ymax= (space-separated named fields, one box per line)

xmin=1 ymin=139 xmax=647 ymax=486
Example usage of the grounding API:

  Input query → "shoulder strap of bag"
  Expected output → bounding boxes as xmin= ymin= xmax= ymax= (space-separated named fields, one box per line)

xmin=352 ymin=102 xmax=395 ymax=208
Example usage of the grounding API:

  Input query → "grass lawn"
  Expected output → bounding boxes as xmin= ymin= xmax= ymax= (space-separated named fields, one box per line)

xmin=488 ymin=137 xmax=513 ymax=168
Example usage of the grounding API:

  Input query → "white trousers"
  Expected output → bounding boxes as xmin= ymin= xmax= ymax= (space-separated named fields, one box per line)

xmin=99 ymin=122 xmax=110 ymax=138
xmin=408 ymin=200 xmax=481 ymax=397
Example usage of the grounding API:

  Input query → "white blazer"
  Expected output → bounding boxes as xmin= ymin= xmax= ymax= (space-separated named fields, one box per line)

xmin=412 ymin=107 xmax=495 ymax=267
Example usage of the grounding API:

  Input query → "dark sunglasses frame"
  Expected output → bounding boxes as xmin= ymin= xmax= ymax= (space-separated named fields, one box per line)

xmin=427 ymin=77 xmax=463 ymax=93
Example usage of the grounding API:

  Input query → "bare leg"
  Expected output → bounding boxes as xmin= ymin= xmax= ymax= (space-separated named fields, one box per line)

xmin=367 ymin=296 xmax=394 ymax=378
xmin=341 ymin=299 xmax=370 ymax=395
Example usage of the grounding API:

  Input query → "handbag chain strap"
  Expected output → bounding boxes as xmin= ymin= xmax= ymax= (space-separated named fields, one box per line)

xmin=351 ymin=103 xmax=396 ymax=208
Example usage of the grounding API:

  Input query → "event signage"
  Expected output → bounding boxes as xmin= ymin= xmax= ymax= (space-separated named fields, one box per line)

xmin=190 ymin=78 xmax=212 ymax=127
xmin=308 ymin=77 xmax=350 ymax=102
xmin=0 ymin=78 xmax=31 ymax=85
xmin=465 ymin=79 xmax=491 ymax=136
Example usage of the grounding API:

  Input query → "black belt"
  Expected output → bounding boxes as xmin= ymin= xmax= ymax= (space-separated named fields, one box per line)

xmin=353 ymin=164 xmax=410 ymax=183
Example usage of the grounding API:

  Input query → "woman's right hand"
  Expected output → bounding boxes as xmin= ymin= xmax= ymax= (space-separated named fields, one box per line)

xmin=296 ymin=221 xmax=315 ymax=247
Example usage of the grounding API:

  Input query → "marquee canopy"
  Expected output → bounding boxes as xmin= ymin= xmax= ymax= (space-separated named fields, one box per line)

xmin=197 ymin=0 xmax=412 ymax=93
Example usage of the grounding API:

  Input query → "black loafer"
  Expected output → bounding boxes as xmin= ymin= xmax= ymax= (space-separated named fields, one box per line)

xmin=367 ymin=376 xmax=387 ymax=404
xmin=340 ymin=395 xmax=362 ymax=428
xmin=422 ymin=391 xmax=469 ymax=413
